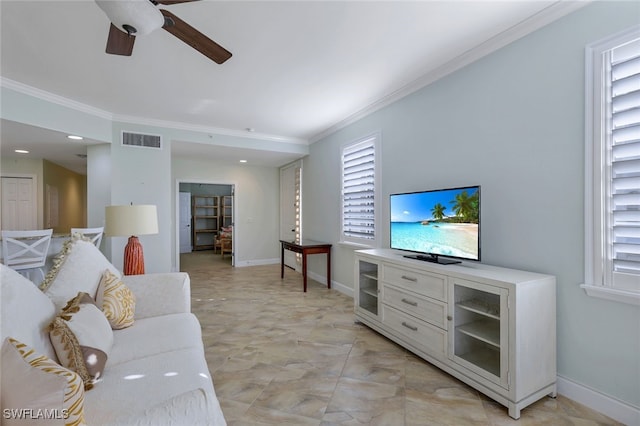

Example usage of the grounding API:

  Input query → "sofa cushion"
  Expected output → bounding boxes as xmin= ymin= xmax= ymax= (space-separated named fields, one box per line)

xmin=108 ymin=313 xmax=203 ymax=366
xmin=40 ymin=236 xmax=121 ymax=310
xmin=96 ymin=270 xmax=136 ymax=329
xmin=121 ymin=273 xmax=191 ymax=319
xmin=0 ymin=264 xmax=58 ymax=361
xmin=49 ymin=293 xmax=114 ymax=390
xmin=1 ymin=337 xmax=86 ymax=426
xmin=83 ymin=348 xmax=224 ymax=426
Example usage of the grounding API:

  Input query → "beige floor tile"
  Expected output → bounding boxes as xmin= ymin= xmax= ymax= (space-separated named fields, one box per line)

xmin=182 ymin=252 xmax=622 ymax=426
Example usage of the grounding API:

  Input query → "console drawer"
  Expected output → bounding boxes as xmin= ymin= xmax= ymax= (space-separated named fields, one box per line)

xmin=382 ymin=304 xmax=446 ymax=358
xmin=383 ymin=265 xmax=447 ymax=301
xmin=383 ymin=285 xmax=447 ymax=329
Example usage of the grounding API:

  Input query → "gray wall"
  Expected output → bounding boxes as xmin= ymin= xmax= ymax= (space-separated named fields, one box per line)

xmin=303 ymin=1 xmax=640 ymax=409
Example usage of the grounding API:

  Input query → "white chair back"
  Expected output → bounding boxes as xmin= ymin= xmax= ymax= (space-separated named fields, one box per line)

xmin=71 ymin=227 xmax=104 ymax=248
xmin=1 ymin=229 xmax=53 ymax=282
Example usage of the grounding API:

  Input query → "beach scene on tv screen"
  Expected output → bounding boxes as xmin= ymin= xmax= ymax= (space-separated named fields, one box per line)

xmin=391 ymin=187 xmax=479 ymax=259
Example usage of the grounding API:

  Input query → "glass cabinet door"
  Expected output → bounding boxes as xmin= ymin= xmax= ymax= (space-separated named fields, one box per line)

xmin=357 ymin=260 xmax=379 ymax=317
xmin=449 ymin=278 xmax=509 ymax=388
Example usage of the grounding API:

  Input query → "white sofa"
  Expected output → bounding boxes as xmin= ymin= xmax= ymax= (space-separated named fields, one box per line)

xmin=1 ymin=238 xmax=226 ymax=425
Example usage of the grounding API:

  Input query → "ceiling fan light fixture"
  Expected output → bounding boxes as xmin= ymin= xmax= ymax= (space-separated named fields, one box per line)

xmin=95 ymin=0 xmax=164 ymax=36
xmin=122 ymin=24 xmax=138 ymax=35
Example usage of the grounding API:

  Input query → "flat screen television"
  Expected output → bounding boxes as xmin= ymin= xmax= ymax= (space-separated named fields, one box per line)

xmin=390 ymin=185 xmax=480 ymax=264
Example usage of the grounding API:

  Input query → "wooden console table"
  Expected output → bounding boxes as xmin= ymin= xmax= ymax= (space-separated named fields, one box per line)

xmin=280 ymin=239 xmax=332 ymax=292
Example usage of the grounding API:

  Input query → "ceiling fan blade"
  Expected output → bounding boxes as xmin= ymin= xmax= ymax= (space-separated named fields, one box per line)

xmin=105 ymin=23 xmax=135 ymax=56
xmin=160 ymin=9 xmax=232 ymax=64
xmin=154 ymin=0 xmax=200 ymax=4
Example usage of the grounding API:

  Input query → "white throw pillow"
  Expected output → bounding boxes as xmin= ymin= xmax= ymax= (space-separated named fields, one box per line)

xmin=1 ymin=337 xmax=86 ymax=426
xmin=40 ymin=235 xmax=121 ymax=310
xmin=0 ymin=264 xmax=58 ymax=361
xmin=49 ymin=293 xmax=114 ymax=390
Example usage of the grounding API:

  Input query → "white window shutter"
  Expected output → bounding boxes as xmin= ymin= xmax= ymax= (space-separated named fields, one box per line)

xmin=608 ymin=38 xmax=640 ymax=291
xmin=342 ymin=138 xmax=376 ymax=242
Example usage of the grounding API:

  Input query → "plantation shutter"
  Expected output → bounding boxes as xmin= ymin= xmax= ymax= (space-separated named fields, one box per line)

xmin=295 ymin=165 xmax=301 ymax=243
xmin=342 ymin=138 xmax=376 ymax=241
xmin=608 ymin=38 xmax=640 ymax=290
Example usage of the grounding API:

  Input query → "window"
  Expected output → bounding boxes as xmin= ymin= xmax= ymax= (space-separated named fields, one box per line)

xmin=341 ymin=133 xmax=380 ymax=247
xmin=582 ymin=28 xmax=640 ymax=305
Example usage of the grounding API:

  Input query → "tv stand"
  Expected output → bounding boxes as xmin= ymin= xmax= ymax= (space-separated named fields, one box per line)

xmin=354 ymin=248 xmax=556 ymax=419
xmin=404 ymin=253 xmax=461 ymax=265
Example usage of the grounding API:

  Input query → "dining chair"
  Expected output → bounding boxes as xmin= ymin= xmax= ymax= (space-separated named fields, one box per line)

xmin=1 ymin=229 xmax=53 ymax=283
xmin=71 ymin=227 xmax=104 ymax=248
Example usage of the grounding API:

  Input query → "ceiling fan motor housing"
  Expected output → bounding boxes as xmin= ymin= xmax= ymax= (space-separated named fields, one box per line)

xmin=95 ymin=0 xmax=164 ymax=36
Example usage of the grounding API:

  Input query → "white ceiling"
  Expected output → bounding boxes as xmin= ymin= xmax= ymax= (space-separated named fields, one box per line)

xmin=1 ymin=0 xmax=580 ymax=173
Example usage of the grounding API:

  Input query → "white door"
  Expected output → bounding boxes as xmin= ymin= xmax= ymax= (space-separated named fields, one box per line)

xmin=1 ymin=176 xmax=37 ymax=230
xmin=179 ymin=192 xmax=192 ymax=253
xmin=280 ymin=161 xmax=301 ymax=269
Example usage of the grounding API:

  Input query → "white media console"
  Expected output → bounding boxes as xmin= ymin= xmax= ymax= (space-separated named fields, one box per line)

xmin=354 ymin=249 xmax=556 ymax=419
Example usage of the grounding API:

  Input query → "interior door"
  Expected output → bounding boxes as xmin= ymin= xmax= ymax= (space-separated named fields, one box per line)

xmin=280 ymin=161 xmax=301 ymax=269
xmin=179 ymin=192 xmax=192 ymax=253
xmin=1 ymin=176 xmax=37 ymax=230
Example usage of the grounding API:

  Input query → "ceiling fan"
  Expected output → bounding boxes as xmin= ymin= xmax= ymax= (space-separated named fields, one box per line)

xmin=95 ymin=0 xmax=232 ymax=64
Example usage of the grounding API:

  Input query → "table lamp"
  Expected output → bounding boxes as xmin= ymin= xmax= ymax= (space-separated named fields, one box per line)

xmin=105 ymin=204 xmax=158 ymax=275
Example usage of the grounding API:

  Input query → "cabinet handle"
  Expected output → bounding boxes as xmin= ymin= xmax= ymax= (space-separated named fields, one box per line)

xmin=401 ymin=275 xmax=417 ymax=282
xmin=401 ymin=298 xmax=418 ymax=307
xmin=447 ymin=315 xmax=453 ymax=321
xmin=401 ymin=322 xmax=418 ymax=331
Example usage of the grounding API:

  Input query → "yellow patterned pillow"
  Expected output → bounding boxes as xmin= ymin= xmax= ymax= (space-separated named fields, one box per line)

xmin=48 ymin=293 xmax=113 ymax=390
xmin=96 ymin=270 xmax=136 ymax=329
xmin=1 ymin=337 xmax=86 ymax=426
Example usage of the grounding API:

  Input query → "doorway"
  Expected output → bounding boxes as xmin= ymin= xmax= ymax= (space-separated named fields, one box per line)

xmin=1 ymin=175 xmax=38 ymax=231
xmin=176 ymin=181 xmax=235 ymax=271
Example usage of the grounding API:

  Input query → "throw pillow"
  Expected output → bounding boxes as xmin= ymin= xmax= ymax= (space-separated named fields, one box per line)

xmin=96 ymin=270 xmax=136 ymax=329
xmin=1 ymin=337 xmax=86 ymax=426
xmin=40 ymin=235 xmax=121 ymax=310
xmin=49 ymin=293 xmax=114 ymax=390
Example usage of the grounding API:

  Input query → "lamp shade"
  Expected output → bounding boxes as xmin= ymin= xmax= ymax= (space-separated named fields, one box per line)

xmin=105 ymin=205 xmax=158 ymax=237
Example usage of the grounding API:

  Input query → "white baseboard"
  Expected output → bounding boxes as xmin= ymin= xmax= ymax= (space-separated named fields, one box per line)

xmin=307 ymin=271 xmax=353 ymax=298
xmin=234 ymin=258 xmax=279 ymax=267
xmin=557 ymin=375 xmax=639 ymax=426
xmin=233 ymin=261 xmax=352 ymax=298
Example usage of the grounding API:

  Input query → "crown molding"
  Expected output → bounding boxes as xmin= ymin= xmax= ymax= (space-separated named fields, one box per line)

xmin=112 ymin=113 xmax=308 ymax=145
xmin=1 ymin=76 xmax=114 ymax=121
xmin=1 ymin=76 xmax=307 ymax=146
xmin=310 ymin=0 xmax=591 ymax=143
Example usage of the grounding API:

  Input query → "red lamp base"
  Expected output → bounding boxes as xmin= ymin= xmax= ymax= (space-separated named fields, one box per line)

xmin=123 ymin=235 xmax=145 ymax=275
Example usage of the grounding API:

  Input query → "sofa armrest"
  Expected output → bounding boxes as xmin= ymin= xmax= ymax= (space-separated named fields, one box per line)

xmin=121 ymin=272 xmax=191 ymax=319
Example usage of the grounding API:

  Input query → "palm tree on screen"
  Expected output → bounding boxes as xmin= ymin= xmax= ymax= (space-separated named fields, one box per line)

xmin=431 ymin=203 xmax=446 ymax=221
xmin=451 ymin=191 xmax=476 ymax=221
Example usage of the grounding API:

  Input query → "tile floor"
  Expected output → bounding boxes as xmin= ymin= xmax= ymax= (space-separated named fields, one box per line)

xmin=182 ymin=251 xmax=621 ymax=426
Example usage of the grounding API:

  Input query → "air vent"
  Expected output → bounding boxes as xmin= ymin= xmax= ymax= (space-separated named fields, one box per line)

xmin=122 ymin=131 xmax=162 ymax=149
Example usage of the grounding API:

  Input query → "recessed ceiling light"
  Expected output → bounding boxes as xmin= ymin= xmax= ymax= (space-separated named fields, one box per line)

xmin=239 ymin=160 xmax=247 ymax=163
xmin=67 ymin=135 xmax=83 ymax=140
xmin=14 ymin=149 xmax=29 ymax=154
